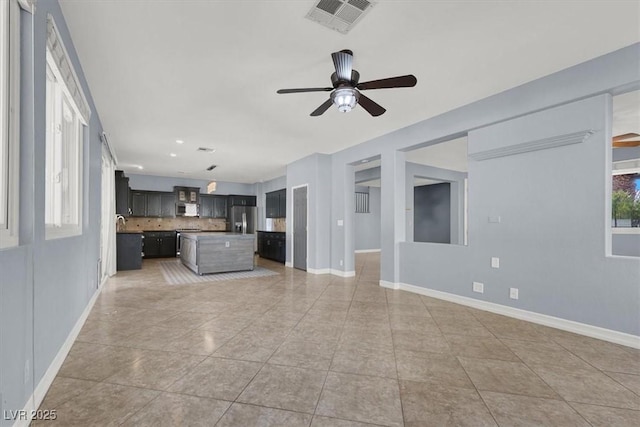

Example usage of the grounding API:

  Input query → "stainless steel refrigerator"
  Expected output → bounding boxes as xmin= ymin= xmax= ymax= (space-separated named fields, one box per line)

xmin=227 ymin=206 xmax=257 ymax=234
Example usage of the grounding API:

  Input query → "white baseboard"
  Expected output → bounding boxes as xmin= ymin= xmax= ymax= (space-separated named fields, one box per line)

xmin=379 ymin=280 xmax=399 ymax=290
xmin=14 ymin=285 xmax=104 ymax=427
xmin=307 ymin=267 xmax=330 ymax=275
xmin=354 ymin=249 xmax=381 ymax=253
xmin=388 ymin=281 xmax=640 ymax=349
xmin=330 ymin=269 xmax=356 ymax=278
xmin=285 ymin=261 xmax=293 ymax=268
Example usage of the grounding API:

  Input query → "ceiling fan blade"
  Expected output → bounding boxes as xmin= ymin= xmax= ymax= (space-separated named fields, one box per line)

xmin=613 ymin=140 xmax=640 ymax=148
xmin=310 ymin=99 xmax=333 ymax=116
xmin=331 ymin=49 xmax=353 ymax=82
xmin=358 ymin=93 xmax=386 ymax=117
xmin=277 ymin=87 xmax=333 ymax=94
xmin=357 ymin=74 xmax=417 ymax=90
xmin=612 ymin=132 xmax=640 ymax=142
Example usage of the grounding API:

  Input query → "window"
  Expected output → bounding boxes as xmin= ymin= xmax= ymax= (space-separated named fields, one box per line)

xmin=355 ymin=191 xmax=370 ymax=213
xmin=0 ymin=0 xmax=20 ymax=249
xmin=45 ymin=16 xmax=90 ymax=239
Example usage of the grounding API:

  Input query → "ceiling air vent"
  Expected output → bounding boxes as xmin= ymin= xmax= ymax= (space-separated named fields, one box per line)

xmin=197 ymin=147 xmax=216 ymax=153
xmin=206 ymin=164 xmax=217 ymax=171
xmin=306 ymin=0 xmax=375 ymax=34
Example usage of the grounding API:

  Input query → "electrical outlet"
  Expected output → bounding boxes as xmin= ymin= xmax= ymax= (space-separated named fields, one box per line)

xmin=225 ymin=241 xmax=230 ymax=247
xmin=339 ymin=259 xmax=343 ymax=266
xmin=472 ymin=281 xmax=484 ymax=293
xmin=491 ymin=257 xmax=500 ymax=268
xmin=510 ymin=288 xmax=519 ymax=300
xmin=337 ymin=219 xmax=344 ymax=226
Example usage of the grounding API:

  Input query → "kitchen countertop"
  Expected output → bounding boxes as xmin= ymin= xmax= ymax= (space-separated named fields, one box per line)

xmin=257 ymin=230 xmax=285 ymax=233
xmin=181 ymin=232 xmax=255 ymax=240
xmin=117 ymin=230 xmax=144 ymax=234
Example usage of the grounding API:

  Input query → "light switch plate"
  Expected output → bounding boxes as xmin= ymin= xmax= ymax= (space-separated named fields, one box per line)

xmin=225 ymin=241 xmax=230 ymax=247
xmin=510 ymin=288 xmax=519 ymax=299
xmin=491 ymin=257 xmax=500 ymax=268
xmin=488 ymin=215 xmax=501 ymax=223
xmin=337 ymin=219 xmax=344 ymax=226
xmin=472 ymin=282 xmax=484 ymax=293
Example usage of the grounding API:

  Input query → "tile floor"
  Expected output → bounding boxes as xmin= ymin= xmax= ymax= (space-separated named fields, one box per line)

xmin=34 ymin=253 xmax=640 ymax=426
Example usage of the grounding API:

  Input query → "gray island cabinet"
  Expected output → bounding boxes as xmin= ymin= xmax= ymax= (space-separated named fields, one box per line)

xmin=180 ymin=232 xmax=255 ymax=274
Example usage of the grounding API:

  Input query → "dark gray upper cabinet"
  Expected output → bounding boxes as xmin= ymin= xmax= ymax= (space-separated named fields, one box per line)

xmin=212 ymin=195 xmax=227 ymax=218
xmin=146 ymin=192 xmax=162 ymax=217
xmin=200 ymin=195 xmax=228 ymax=218
xmin=200 ymin=195 xmax=214 ymax=218
xmin=160 ymin=193 xmax=175 ymax=217
xmin=266 ymin=189 xmax=286 ymax=218
xmin=131 ymin=191 xmax=146 ymax=217
xmin=115 ymin=171 xmax=131 ymax=216
xmin=228 ymin=195 xmax=256 ymax=207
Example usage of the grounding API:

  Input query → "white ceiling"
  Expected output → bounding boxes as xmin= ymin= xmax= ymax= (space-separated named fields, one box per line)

xmin=59 ymin=0 xmax=640 ymax=184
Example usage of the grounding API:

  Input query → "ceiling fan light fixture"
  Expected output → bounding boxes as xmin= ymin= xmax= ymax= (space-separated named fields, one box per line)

xmin=331 ymin=87 xmax=359 ymax=113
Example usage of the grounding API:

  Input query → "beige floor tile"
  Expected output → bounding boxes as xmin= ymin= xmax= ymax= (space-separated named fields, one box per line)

xmin=216 ymin=403 xmax=313 ymax=427
xmin=396 ymin=349 xmax=473 ymax=388
xmin=445 ymin=334 xmax=520 ymax=362
xmin=389 ymin=314 xmax=441 ymax=335
xmin=432 ymin=314 xmax=494 ymax=337
xmin=340 ymin=325 xmax=394 ymax=349
xmin=311 ymin=415 xmax=378 ymax=426
xmin=557 ymin=338 xmax=640 ymax=375
xmin=120 ymin=392 xmax=231 ymax=426
xmin=399 ymin=379 xmax=497 ymax=427
xmin=197 ymin=315 xmax=253 ymax=333
xmin=458 ymin=357 xmax=560 ymax=399
xmin=316 ymin=372 xmax=403 ymax=427
xmin=385 ymin=289 xmax=426 ymax=306
xmin=387 ymin=302 xmax=430 ymax=317
xmin=103 ymin=350 xmax=204 ymax=390
xmin=57 ymin=343 xmax=146 ymax=381
xmin=237 ymin=364 xmax=326 ymax=414
xmin=330 ymin=341 xmax=397 ymax=379
xmin=531 ymin=363 xmax=640 ymax=409
xmin=570 ymin=403 xmax=640 ymax=427
xmin=154 ymin=311 xmax=217 ymax=330
xmin=268 ymin=337 xmax=337 ymax=370
xmin=501 ymin=338 xmax=592 ymax=369
xmin=163 ymin=328 xmax=237 ymax=355
xmin=392 ymin=330 xmax=450 ymax=353
xmin=168 ymin=356 xmax=262 ymax=400
xmin=480 ymin=390 xmax=590 ymax=426
xmin=37 ymin=377 xmax=99 ymax=409
xmin=213 ymin=332 xmax=282 ymax=362
xmin=44 ymin=382 xmax=160 ymax=426
xmin=75 ymin=319 xmax=147 ymax=345
xmin=118 ymin=326 xmax=190 ymax=351
xmin=289 ymin=320 xmax=344 ymax=343
xmin=479 ymin=318 xmax=551 ymax=342
xmin=608 ymin=371 xmax=640 ymax=395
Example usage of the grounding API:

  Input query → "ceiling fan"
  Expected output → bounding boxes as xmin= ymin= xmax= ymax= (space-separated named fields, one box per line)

xmin=613 ymin=133 xmax=640 ymax=148
xmin=276 ymin=49 xmax=417 ymax=117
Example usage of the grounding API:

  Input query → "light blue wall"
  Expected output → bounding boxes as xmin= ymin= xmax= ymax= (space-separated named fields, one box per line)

xmin=127 ymin=173 xmax=256 ymax=196
xmin=0 ymin=1 xmax=105 ymax=422
xmin=354 ymin=186 xmax=381 ymax=251
xmin=327 ymin=43 xmax=640 ymax=335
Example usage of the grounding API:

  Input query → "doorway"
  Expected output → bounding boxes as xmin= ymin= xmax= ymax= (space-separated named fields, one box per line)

xmin=292 ymin=185 xmax=308 ymax=270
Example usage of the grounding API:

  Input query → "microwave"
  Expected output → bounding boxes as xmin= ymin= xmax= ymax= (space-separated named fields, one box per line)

xmin=176 ymin=203 xmax=199 ymax=217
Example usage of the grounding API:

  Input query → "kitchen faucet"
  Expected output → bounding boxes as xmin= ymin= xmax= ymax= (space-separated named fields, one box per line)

xmin=116 ymin=214 xmax=126 ymax=231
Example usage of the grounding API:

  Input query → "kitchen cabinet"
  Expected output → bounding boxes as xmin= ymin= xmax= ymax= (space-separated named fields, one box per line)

xmin=131 ymin=191 xmax=146 ymax=217
xmin=174 ymin=186 xmax=200 ymax=204
xmin=266 ymin=189 xmax=286 ymax=218
xmin=200 ymin=195 xmax=227 ymax=218
xmin=116 ymin=232 xmax=143 ymax=270
xmin=131 ymin=191 xmax=175 ymax=217
xmin=115 ymin=171 xmax=131 ymax=216
xmin=143 ymin=231 xmax=176 ymax=258
xmin=257 ymin=231 xmax=285 ymax=263
xmin=161 ymin=193 xmax=175 ymax=217
xmin=228 ymin=195 xmax=256 ymax=207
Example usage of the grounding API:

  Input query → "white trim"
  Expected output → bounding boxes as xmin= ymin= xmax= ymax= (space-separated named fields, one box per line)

xmin=0 ymin=0 xmax=20 ymax=249
xmin=308 ymin=267 xmax=330 ymax=275
xmin=17 ymin=0 xmax=35 ymax=13
xmin=100 ymin=132 xmax=118 ymax=165
xmin=285 ymin=261 xmax=293 ymax=268
xmin=355 ymin=249 xmax=381 ymax=253
xmin=330 ymin=269 xmax=355 ymax=278
xmin=379 ymin=280 xmax=400 ymax=290
xmin=13 ymin=285 xmax=104 ymax=427
xmin=612 ymin=227 xmax=640 ymax=235
xmin=396 ymin=282 xmax=640 ymax=349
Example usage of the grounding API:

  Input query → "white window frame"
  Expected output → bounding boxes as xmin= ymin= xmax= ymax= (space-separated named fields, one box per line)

xmin=0 ymin=0 xmax=21 ymax=249
xmin=611 ymin=159 xmax=640 ymax=235
xmin=44 ymin=15 xmax=90 ymax=240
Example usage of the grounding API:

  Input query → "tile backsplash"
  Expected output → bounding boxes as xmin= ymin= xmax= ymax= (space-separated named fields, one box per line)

xmin=271 ymin=218 xmax=286 ymax=232
xmin=121 ymin=217 xmax=227 ymax=231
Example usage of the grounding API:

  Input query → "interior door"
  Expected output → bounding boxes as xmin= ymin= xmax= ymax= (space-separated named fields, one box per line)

xmin=293 ymin=186 xmax=307 ymax=270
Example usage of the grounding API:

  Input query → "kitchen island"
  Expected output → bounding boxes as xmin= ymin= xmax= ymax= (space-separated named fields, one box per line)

xmin=180 ymin=232 xmax=255 ymax=275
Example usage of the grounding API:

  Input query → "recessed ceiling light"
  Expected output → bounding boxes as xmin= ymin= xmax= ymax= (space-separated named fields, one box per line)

xmin=361 ymin=159 xmax=369 ymax=163
xmin=137 ymin=165 xmax=144 ymax=170
xmin=170 ymin=153 xmax=177 ymax=157
xmin=176 ymin=139 xmax=184 ymax=144
xmin=177 ymin=171 xmax=185 ymax=174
